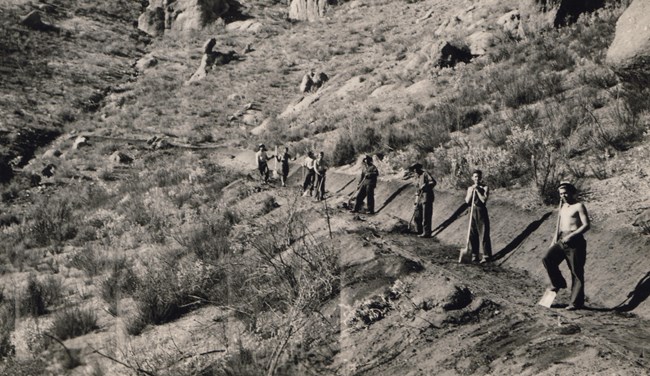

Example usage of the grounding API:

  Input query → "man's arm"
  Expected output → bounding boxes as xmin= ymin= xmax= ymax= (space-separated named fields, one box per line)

xmin=475 ymin=185 xmax=489 ymax=204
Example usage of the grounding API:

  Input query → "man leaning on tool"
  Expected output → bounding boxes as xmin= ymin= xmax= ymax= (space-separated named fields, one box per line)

xmin=410 ymin=162 xmax=436 ymax=238
xmin=352 ymin=155 xmax=379 ymax=215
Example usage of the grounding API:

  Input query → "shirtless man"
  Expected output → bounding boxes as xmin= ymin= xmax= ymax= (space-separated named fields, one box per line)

xmin=542 ymin=182 xmax=591 ymax=310
xmin=465 ymin=170 xmax=492 ymax=263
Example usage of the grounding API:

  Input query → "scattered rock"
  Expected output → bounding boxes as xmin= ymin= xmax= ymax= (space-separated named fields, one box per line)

xmin=497 ymin=10 xmax=524 ymax=39
xmin=42 ymin=149 xmax=62 ymax=158
xmin=72 ymin=136 xmax=90 ymax=149
xmin=430 ymin=40 xmax=472 ymax=68
xmin=109 ymin=151 xmax=133 ymax=165
xmin=147 ymin=135 xmax=171 ymax=150
xmin=135 ymin=55 xmax=158 ymax=71
xmin=225 ymin=20 xmax=263 ymax=33
xmin=19 ymin=10 xmax=58 ymax=32
xmin=442 ymin=286 xmax=473 ymax=311
xmin=527 ymin=0 xmax=605 ymax=27
xmin=187 ymin=38 xmax=240 ymax=83
xmin=138 ymin=0 xmax=243 ymax=36
xmin=41 ymin=164 xmax=56 ymax=177
xmin=289 ymin=0 xmax=327 ymax=22
xmin=137 ymin=6 xmax=165 ymax=36
xmin=467 ymin=31 xmax=495 ymax=56
xmin=300 ymin=70 xmax=329 ymax=93
xmin=605 ymin=0 xmax=650 ymax=86
xmin=632 ymin=208 xmax=650 ymax=231
xmin=36 ymin=3 xmax=57 ymax=13
xmin=554 ymin=322 xmax=581 ymax=335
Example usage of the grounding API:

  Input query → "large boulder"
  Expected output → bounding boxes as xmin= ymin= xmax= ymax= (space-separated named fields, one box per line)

xmin=289 ymin=0 xmax=327 ymax=22
xmin=526 ymin=0 xmax=605 ymax=27
xmin=606 ymin=0 xmax=650 ymax=85
xmin=430 ymin=40 xmax=472 ymax=68
xmin=138 ymin=0 xmax=242 ymax=36
xmin=19 ymin=10 xmax=59 ymax=32
xmin=187 ymin=38 xmax=239 ymax=83
xmin=497 ymin=10 xmax=525 ymax=39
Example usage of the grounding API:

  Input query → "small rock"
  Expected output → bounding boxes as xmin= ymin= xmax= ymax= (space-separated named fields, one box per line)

xmin=20 ymin=10 xmax=58 ymax=32
xmin=72 ymin=136 xmax=90 ymax=149
xmin=109 ymin=151 xmax=133 ymax=164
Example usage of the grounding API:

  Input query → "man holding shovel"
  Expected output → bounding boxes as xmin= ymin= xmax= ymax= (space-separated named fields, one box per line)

xmin=314 ymin=151 xmax=328 ymax=201
xmin=409 ymin=163 xmax=436 ymax=238
xmin=464 ymin=170 xmax=492 ymax=264
xmin=542 ymin=181 xmax=591 ymax=311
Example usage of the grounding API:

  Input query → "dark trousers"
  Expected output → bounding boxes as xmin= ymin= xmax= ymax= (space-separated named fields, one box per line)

xmin=258 ymin=162 xmax=269 ymax=182
xmin=469 ymin=206 xmax=492 ymax=259
xmin=354 ymin=184 xmax=375 ymax=213
xmin=414 ymin=193 xmax=433 ymax=235
xmin=542 ymin=235 xmax=586 ymax=307
xmin=303 ymin=169 xmax=315 ymax=193
xmin=315 ymin=173 xmax=326 ymax=200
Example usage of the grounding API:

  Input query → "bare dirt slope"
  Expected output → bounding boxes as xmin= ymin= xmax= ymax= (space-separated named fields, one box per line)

xmin=200 ymin=149 xmax=650 ymax=375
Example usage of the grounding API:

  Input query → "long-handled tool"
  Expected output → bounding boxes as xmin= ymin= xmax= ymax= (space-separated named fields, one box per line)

xmin=272 ymin=145 xmax=279 ymax=180
xmin=458 ymin=189 xmax=476 ymax=264
xmin=538 ymin=200 xmax=563 ymax=308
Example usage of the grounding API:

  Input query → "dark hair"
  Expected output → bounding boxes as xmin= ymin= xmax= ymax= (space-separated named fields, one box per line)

xmin=472 ymin=169 xmax=483 ymax=177
xmin=558 ymin=182 xmax=577 ymax=194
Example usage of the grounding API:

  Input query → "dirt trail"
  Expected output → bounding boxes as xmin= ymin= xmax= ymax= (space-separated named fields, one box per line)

xmin=221 ymin=150 xmax=650 ymax=375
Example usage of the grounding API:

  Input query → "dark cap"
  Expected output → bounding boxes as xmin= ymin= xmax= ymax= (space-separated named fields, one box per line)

xmin=558 ymin=181 xmax=576 ymax=193
xmin=364 ymin=155 xmax=373 ymax=163
xmin=258 ymin=143 xmax=266 ymax=149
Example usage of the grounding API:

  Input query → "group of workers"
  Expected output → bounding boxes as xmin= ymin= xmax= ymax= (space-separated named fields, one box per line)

xmin=255 ymin=143 xmax=590 ymax=311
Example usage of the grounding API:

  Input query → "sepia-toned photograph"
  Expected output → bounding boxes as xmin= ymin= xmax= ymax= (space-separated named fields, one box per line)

xmin=0 ymin=0 xmax=648 ymax=374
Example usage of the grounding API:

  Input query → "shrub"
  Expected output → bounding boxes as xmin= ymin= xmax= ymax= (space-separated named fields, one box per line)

xmin=0 ymin=329 xmax=15 ymax=360
xmin=99 ymin=257 xmax=139 ymax=312
xmin=20 ymin=275 xmax=62 ymax=316
xmin=331 ymin=134 xmax=356 ymax=166
xmin=49 ymin=307 xmax=99 ymax=340
xmin=27 ymin=197 xmax=77 ymax=248
xmin=68 ymin=246 xmax=110 ymax=277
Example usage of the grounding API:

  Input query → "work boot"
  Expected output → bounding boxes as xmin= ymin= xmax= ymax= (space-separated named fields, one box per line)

xmin=418 ymin=233 xmax=431 ymax=238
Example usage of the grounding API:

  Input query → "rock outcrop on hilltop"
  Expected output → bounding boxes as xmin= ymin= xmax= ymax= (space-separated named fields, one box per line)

xmin=606 ymin=0 xmax=650 ymax=85
xmin=138 ymin=0 xmax=243 ymax=36
xmin=528 ymin=0 xmax=605 ymax=27
xmin=289 ymin=0 xmax=327 ymax=22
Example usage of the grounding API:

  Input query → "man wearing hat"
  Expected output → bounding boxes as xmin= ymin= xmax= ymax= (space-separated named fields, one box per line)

xmin=542 ymin=181 xmax=591 ymax=311
xmin=352 ymin=155 xmax=379 ymax=214
xmin=255 ymin=144 xmax=274 ymax=184
xmin=410 ymin=163 xmax=437 ymax=237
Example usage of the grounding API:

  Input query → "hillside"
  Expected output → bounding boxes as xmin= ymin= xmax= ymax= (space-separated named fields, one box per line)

xmin=0 ymin=0 xmax=649 ymax=375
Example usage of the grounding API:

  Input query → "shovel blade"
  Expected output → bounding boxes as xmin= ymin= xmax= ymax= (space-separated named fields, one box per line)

xmin=458 ymin=247 xmax=471 ymax=264
xmin=538 ymin=289 xmax=557 ymax=308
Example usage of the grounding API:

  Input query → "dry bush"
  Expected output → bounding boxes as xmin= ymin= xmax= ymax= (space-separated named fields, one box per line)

xmin=25 ymin=197 xmax=77 ymax=248
xmin=19 ymin=275 xmax=63 ymax=317
xmin=68 ymin=245 xmax=111 ymax=277
xmin=49 ymin=307 xmax=99 ymax=340
xmin=99 ymin=257 xmax=138 ymax=314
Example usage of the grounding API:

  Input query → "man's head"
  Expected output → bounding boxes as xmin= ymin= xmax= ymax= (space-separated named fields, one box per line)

xmin=558 ymin=181 xmax=577 ymax=202
xmin=258 ymin=144 xmax=266 ymax=151
xmin=471 ymin=169 xmax=483 ymax=184
xmin=308 ymin=151 xmax=314 ymax=158
xmin=317 ymin=151 xmax=324 ymax=159
xmin=364 ymin=155 xmax=373 ymax=165
xmin=284 ymin=147 xmax=289 ymax=152
xmin=409 ymin=163 xmax=423 ymax=175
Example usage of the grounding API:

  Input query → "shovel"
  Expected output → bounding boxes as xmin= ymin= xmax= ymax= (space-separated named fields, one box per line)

xmin=272 ymin=145 xmax=279 ymax=180
xmin=458 ymin=189 xmax=476 ymax=264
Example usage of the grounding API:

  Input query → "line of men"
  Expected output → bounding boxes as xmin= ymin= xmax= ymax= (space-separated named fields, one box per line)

xmin=256 ymin=144 xmax=590 ymax=311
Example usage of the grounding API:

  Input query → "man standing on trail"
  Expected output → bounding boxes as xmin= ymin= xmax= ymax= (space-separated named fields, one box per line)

xmin=410 ymin=163 xmax=436 ymax=238
xmin=542 ymin=182 xmax=591 ymax=311
xmin=276 ymin=147 xmax=291 ymax=187
xmin=352 ymin=155 xmax=379 ymax=215
xmin=465 ymin=170 xmax=492 ymax=264
xmin=255 ymin=144 xmax=274 ymax=184
xmin=302 ymin=151 xmax=316 ymax=196
xmin=314 ymin=151 xmax=328 ymax=201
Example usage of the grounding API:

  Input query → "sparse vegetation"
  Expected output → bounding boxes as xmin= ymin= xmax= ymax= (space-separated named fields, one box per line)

xmin=49 ymin=306 xmax=99 ymax=340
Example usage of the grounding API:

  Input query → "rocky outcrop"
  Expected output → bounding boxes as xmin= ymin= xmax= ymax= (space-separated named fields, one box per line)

xmin=606 ymin=0 xmax=650 ymax=85
xmin=138 ymin=0 xmax=242 ymax=36
xmin=528 ymin=0 xmax=605 ymax=27
xmin=187 ymin=38 xmax=240 ymax=83
xmin=135 ymin=55 xmax=158 ymax=72
xmin=299 ymin=70 xmax=329 ymax=93
xmin=289 ymin=0 xmax=327 ymax=22
xmin=19 ymin=10 xmax=59 ymax=32
xmin=497 ymin=10 xmax=524 ymax=39
xmin=225 ymin=20 xmax=262 ymax=33
xmin=430 ymin=41 xmax=472 ymax=68
xmin=467 ymin=31 xmax=495 ymax=56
